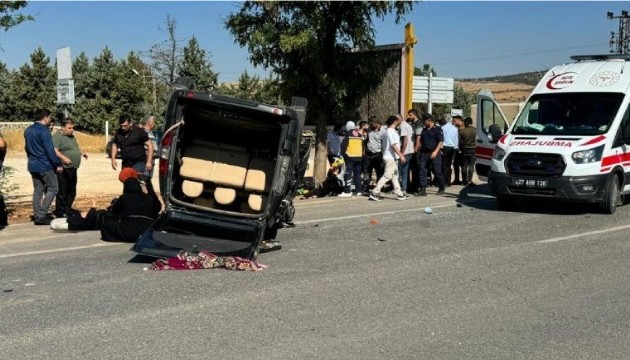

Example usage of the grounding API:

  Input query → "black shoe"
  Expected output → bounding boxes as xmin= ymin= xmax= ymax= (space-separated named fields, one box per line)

xmin=369 ymin=193 xmax=383 ymax=202
xmin=436 ymin=188 xmax=445 ymax=196
xmin=452 ymin=180 xmax=462 ymax=185
xmin=46 ymin=213 xmax=55 ymax=219
xmin=34 ymin=217 xmax=51 ymax=225
xmin=417 ymin=188 xmax=427 ymax=197
xmin=280 ymin=221 xmax=296 ymax=228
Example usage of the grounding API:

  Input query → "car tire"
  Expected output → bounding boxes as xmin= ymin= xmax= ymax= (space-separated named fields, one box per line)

xmin=599 ymin=174 xmax=621 ymax=214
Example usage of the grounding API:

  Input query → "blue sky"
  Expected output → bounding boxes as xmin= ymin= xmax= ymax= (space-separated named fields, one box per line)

xmin=0 ymin=1 xmax=627 ymax=82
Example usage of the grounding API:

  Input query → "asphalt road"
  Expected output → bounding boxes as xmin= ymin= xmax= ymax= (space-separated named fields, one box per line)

xmin=2 ymin=185 xmax=630 ymax=359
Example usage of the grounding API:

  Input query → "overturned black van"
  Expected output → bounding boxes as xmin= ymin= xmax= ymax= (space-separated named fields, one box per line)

xmin=133 ymin=78 xmax=310 ymax=259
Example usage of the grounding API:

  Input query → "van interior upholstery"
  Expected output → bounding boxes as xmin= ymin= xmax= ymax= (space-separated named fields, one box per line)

xmin=171 ymin=105 xmax=282 ymax=215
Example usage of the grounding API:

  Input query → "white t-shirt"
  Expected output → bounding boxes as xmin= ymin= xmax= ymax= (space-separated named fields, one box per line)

xmin=399 ymin=121 xmax=414 ymax=155
xmin=382 ymin=127 xmax=401 ymax=160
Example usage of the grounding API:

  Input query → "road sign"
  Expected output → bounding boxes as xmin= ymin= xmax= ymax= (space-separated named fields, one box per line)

xmin=451 ymin=108 xmax=463 ymax=117
xmin=57 ymin=79 xmax=75 ymax=105
xmin=412 ymin=90 xmax=453 ymax=104
xmin=412 ymin=75 xmax=454 ymax=104
xmin=56 ymin=47 xmax=72 ymax=80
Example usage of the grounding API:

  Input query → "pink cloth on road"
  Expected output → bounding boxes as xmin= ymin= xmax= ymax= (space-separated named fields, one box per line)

xmin=145 ymin=250 xmax=268 ymax=271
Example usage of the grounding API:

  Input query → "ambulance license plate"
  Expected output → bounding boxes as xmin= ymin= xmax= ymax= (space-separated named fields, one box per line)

xmin=513 ymin=178 xmax=548 ymax=188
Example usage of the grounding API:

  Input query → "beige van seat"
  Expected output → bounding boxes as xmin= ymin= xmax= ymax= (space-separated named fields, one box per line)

xmin=214 ymin=187 xmax=237 ymax=205
xmin=247 ymin=194 xmax=266 ymax=212
xmin=210 ymin=144 xmax=249 ymax=188
xmin=180 ymin=140 xmax=220 ymax=181
xmin=182 ymin=180 xmax=204 ymax=198
xmin=245 ymin=157 xmax=276 ymax=192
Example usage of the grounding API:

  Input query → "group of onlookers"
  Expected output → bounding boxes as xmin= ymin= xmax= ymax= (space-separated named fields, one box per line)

xmin=327 ymin=109 xmax=478 ymax=201
xmin=0 ymin=110 xmax=160 ymax=242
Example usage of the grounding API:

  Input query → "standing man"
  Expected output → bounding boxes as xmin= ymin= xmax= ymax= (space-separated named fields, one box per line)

xmin=369 ymin=115 xmax=409 ymax=201
xmin=338 ymin=120 xmax=364 ymax=197
xmin=407 ymin=109 xmax=422 ymax=193
xmin=460 ymin=117 xmax=477 ymax=186
xmin=364 ymin=116 xmax=384 ymax=190
xmin=397 ymin=114 xmax=414 ymax=195
xmin=52 ymin=118 xmax=87 ymax=218
xmin=415 ymin=113 xmax=445 ymax=196
xmin=0 ymin=131 xmax=7 ymax=227
xmin=24 ymin=109 xmax=62 ymax=225
xmin=440 ymin=114 xmax=459 ymax=186
xmin=111 ymin=114 xmax=153 ymax=176
xmin=142 ymin=115 xmax=158 ymax=178
xmin=452 ymin=115 xmax=465 ymax=185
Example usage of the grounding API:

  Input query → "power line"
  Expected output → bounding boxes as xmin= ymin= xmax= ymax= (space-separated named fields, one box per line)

xmin=429 ymin=43 xmax=605 ymax=66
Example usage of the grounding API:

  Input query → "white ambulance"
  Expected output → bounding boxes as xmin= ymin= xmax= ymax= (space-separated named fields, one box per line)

xmin=476 ymin=54 xmax=630 ymax=214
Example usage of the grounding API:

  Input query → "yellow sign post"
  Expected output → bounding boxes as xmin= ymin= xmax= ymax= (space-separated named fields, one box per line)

xmin=404 ymin=23 xmax=417 ymax=112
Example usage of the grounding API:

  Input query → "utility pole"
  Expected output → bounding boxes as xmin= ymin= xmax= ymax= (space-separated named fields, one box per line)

xmin=607 ymin=10 xmax=630 ymax=54
xmin=404 ymin=23 xmax=417 ymax=113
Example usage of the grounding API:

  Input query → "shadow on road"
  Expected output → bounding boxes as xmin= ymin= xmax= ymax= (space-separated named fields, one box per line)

xmin=457 ymin=183 xmax=594 ymax=215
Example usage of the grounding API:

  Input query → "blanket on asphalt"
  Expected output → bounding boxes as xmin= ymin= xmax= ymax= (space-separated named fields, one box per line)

xmin=145 ymin=250 xmax=268 ymax=271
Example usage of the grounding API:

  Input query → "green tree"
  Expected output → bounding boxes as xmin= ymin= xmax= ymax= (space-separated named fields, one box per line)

xmin=452 ymin=84 xmax=475 ymax=118
xmin=77 ymin=47 xmax=120 ymax=133
xmin=10 ymin=47 xmax=56 ymax=121
xmin=179 ymin=36 xmax=218 ymax=92
xmin=0 ymin=62 xmax=13 ymax=120
xmin=0 ymin=1 xmax=33 ymax=32
xmin=226 ymin=1 xmax=415 ymax=184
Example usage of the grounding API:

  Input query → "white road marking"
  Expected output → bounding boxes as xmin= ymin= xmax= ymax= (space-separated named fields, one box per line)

xmin=294 ymin=203 xmax=457 ymax=225
xmin=536 ymin=223 xmax=630 ymax=244
xmin=0 ymin=243 xmax=121 ymax=259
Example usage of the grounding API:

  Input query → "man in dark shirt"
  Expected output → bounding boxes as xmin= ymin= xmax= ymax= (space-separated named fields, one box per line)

xmin=414 ymin=113 xmax=445 ymax=196
xmin=0 ymin=131 xmax=7 ymax=227
xmin=460 ymin=117 xmax=477 ymax=186
xmin=111 ymin=114 xmax=153 ymax=176
xmin=24 ymin=109 xmax=63 ymax=225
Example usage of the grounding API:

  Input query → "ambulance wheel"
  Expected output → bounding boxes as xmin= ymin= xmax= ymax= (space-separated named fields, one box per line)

xmin=599 ymin=175 xmax=620 ymax=214
xmin=496 ymin=196 xmax=515 ymax=211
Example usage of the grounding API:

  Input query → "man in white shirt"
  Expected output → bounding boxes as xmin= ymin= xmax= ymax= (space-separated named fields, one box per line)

xmin=440 ymin=115 xmax=459 ymax=186
xmin=369 ymin=115 xmax=409 ymax=201
xmin=397 ymin=114 xmax=415 ymax=195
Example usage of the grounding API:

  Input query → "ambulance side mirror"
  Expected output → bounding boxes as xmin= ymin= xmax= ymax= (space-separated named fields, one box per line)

xmin=488 ymin=124 xmax=503 ymax=143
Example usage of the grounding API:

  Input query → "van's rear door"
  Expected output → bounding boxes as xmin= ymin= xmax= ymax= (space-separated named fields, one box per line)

xmin=133 ymin=210 xmax=264 ymax=259
xmin=476 ymin=89 xmax=510 ymax=181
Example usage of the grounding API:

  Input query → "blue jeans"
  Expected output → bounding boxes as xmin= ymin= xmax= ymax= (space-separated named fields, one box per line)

xmin=129 ymin=162 xmax=147 ymax=177
xmin=398 ymin=153 xmax=412 ymax=192
xmin=31 ymin=170 xmax=58 ymax=219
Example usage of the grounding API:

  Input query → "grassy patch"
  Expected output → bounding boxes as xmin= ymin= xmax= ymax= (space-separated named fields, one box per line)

xmin=1 ymin=128 xmax=107 ymax=153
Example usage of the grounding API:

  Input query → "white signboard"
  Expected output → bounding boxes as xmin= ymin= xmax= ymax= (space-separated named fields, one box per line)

xmin=56 ymin=47 xmax=72 ymax=80
xmin=412 ymin=75 xmax=454 ymax=104
xmin=57 ymin=79 xmax=75 ymax=104
xmin=451 ymin=108 xmax=463 ymax=117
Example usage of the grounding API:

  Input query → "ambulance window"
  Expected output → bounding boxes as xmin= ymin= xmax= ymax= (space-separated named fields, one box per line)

xmin=480 ymin=99 xmax=508 ymax=142
xmin=620 ymin=105 xmax=630 ymax=145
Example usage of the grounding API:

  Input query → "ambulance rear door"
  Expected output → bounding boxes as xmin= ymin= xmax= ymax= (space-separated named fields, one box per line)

xmin=476 ymin=89 xmax=510 ymax=181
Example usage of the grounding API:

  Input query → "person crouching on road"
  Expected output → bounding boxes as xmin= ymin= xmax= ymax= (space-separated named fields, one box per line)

xmin=55 ymin=168 xmax=156 ymax=242
xmin=338 ymin=121 xmax=364 ymax=197
xmin=369 ymin=115 xmax=409 ymax=201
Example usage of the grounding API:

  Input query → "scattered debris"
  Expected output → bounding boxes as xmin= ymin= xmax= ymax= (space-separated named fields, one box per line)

xmin=377 ymin=237 xmax=388 ymax=242
xmin=3 ymin=289 xmax=13 ymax=293
xmin=312 ymin=224 xmax=320 ymax=227
xmin=424 ymin=207 xmax=433 ymax=214
xmin=456 ymin=203 xmax=463 ymax=208
xmin=370 ymin=217 xmax=378 ymax=224
xmin=25 ymin=283 xmax=35 ymax=286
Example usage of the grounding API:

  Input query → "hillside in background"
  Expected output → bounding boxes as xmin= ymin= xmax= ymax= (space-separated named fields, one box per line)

xmin=457 ymin=70 xmax=547 ymax=86
xmin=455 ymin=70 xmax=547 ymax=102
